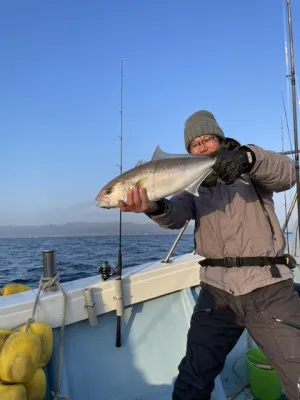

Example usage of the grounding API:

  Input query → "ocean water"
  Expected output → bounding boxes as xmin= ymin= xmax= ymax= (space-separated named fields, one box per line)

xmin=0 ymin=234 xmax=195 ymax=288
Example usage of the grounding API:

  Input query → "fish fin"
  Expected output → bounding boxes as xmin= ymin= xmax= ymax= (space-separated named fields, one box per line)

xmin=151 ymin=146 xmax=167 ymax=161
xmin=151 ymin=145 xmax=193 ymax=161
xmin=184 ymin=169 xmax=214 ymax=196
xmin=135 ymin=178 xmax=145 ymax=188
xmin=184 ymin=179 xmax=203 ymax=196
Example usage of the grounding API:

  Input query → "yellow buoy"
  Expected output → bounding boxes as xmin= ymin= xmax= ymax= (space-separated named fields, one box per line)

xmin=25 ymin=368 xmax=46 ymax=400
xmin=1 ymin=284 xmax=31 ymax=296
xmin=0 ymin=332 xmax=41 ymax=383
xmin=20 ymin=323 xmax=53 ymax=367
xmin=0 ymin=382 xmax=27 ymax=399
xmin=0 ymin=330 xmax=13 ymax=352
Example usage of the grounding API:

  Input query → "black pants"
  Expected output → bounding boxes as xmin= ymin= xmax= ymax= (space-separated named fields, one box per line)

xmin=172 ymin=279 xmax=300 ymax=400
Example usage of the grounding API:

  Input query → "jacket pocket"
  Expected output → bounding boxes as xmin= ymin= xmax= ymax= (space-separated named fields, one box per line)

xmin=195 ymin=283 xmax=228 ymax=313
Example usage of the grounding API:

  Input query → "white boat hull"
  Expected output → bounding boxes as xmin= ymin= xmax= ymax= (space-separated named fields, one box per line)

xmin=0 ymin=252 xmax=299 ymax=399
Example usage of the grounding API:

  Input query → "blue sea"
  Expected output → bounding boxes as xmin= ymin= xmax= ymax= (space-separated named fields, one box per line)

xmin=0 ymin=235 xmax=195 ymax=288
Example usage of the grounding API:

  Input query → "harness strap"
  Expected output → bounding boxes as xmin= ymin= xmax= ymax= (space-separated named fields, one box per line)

xmin=199 ymin=254 xmax=296 ymax=278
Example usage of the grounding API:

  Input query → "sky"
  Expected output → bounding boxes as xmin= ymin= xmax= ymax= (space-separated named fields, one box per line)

xmin=0 ymin=0 xmax=299 ymax=227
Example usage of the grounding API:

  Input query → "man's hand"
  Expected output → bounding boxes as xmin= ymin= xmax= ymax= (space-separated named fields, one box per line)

xmin=213 ymin=147 xmax=255 ymax=184
xmin=118 ymin=188 xmax=158 ymax=213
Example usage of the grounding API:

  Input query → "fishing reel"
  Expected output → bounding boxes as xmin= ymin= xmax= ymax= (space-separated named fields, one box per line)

xmin=99 ymin=261 xmax=117 ymax=281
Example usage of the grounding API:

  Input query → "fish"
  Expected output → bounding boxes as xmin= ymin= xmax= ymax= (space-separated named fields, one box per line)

xmin=95 ymin=146 xmax=216 ymax=208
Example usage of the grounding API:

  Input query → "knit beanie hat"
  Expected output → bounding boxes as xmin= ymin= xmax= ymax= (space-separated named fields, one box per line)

xmin=184 ymin=110 xmax=225 ymax=152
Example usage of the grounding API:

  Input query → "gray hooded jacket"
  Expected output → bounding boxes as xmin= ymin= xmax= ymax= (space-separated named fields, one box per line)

xmin=148 ymin=144 xmax=296 ymax=295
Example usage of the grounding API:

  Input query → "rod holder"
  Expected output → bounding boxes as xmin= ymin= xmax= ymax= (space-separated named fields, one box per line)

xmin=114 ymin=277 xmax=123 ymax=317
xmin=42 ymin=250 xmax=57 ymax=278
xmin=84 ymin=288 xmax=98 ymax=327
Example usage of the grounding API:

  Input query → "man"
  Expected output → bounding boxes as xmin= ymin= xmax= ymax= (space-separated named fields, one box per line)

xmin=119 ymin=110 xmax=300 ymax=400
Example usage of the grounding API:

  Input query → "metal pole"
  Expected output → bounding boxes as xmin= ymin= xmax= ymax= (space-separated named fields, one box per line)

xmin=84 ymin=288 xmax=98 ymax=327
xmin=279 ymin=149 xmax=300 ymax=156
xmin=162 ymin=221 xmax=190 ymax=264
xmin=282 ymin=191 xmax=297 ymax=232
xmin=294 ymin=222 xmax=299 ymax=257
xmin=286 ymin=0 xmax=300 ymax=245
xmin=42 ymin=250 xmax=57 ymax=278
xmin=281 ymin=118 xmax=290 ymax=253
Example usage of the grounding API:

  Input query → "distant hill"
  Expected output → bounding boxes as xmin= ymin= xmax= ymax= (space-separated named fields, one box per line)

xmin=0 ymin=222 xmax=195 ymax=238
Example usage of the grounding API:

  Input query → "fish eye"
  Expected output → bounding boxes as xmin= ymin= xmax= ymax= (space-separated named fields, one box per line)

xmin=105 ymin=187 xmax=113 ymax=195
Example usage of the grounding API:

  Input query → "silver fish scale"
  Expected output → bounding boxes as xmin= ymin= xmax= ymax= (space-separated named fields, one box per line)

xmin=96 ymin=156 xmax=216 ymax=208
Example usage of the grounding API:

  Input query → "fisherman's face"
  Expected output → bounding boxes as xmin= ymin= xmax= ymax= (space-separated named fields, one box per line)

xmin=189 ymin=135 xmax=221 ymax=155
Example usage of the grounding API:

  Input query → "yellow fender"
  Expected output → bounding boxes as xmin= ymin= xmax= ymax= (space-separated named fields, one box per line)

xmin=0 ymin=382 xmax=27 ymax=399
xmin=20 ymin=322 xmax=53 ymax=367
xmin=0 ymin=332 xmax=41 ymax=383
xmin=25 ymin=368 xmax=46 ymax=400
xmin=1 ymin=283 xmax=31 ymax=296
xmin=0 ymin=330 xmax=13 ymax=352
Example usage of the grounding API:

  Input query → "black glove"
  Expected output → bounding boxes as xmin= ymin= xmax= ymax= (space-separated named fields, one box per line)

xmin=213 ymin=147 xmax=255 ymax=184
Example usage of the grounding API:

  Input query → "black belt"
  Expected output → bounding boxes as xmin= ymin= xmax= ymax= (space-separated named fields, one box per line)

xmin=199 ymin=255 xmax=296 ymax=269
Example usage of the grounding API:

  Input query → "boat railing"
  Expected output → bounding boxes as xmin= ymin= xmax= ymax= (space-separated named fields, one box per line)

xmin=161 ymin=220 xmax=190 ymax=264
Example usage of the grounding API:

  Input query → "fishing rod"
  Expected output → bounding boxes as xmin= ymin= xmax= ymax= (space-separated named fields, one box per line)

xmin=282 ymin=191 xmax=297 ymax=233
xmin=285 ymin=4 xmax=300 ymax=395
xmin=280 ymin=91 xmax=297 ymax=246
xmin=281 ymin=118 xmax=290 ymax=253
xmin=115 ymin=57 xmax=124 ymax=348
xmin=281 ymin=91 xmax=294 ymax=158
xmin=286 ymin=0 xmax=300 ymax=245
xmin=279 ymin=149 xmax=300 ymax=156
